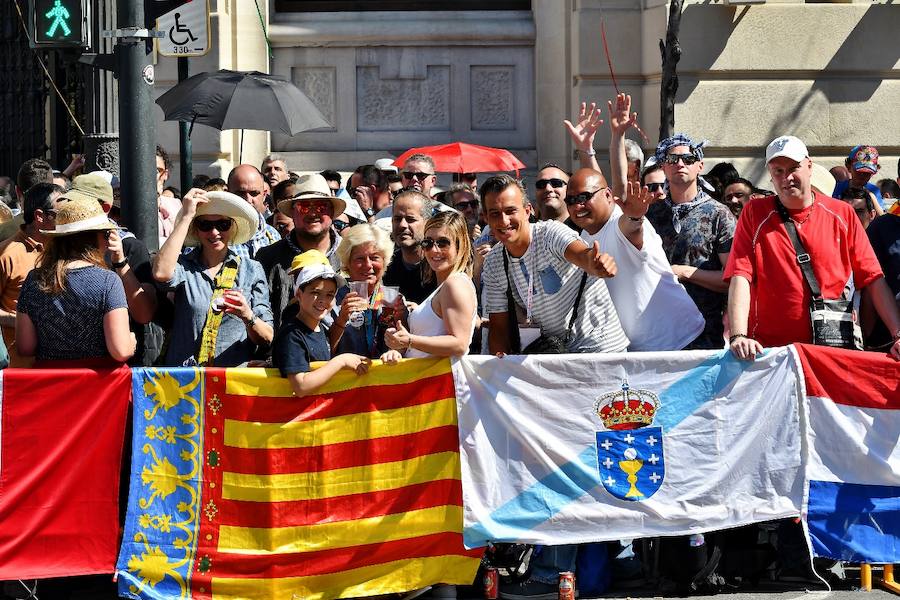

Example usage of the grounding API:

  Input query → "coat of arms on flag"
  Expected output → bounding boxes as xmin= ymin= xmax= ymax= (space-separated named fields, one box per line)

xmin=595 ymin=381 xmax=664 ymax=501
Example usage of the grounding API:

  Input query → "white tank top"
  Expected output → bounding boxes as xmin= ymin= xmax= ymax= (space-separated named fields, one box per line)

xmin=406 ymin=272 xmax=478 ymax=358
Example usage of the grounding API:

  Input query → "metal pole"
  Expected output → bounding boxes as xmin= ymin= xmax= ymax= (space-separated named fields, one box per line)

xmin=116 ymin=0 xmax=158 ymax=251
xmin=178 ymin=57 xmax=192 ymax=192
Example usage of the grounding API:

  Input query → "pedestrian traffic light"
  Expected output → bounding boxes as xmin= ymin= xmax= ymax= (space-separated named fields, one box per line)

xmin=29 ymin=0 xmax=90 ymax=48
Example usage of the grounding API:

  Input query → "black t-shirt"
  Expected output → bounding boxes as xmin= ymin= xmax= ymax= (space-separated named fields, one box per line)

xmin=105 ymin=233 xmax=159 ymax=366
xmin=383 ymin=249 xmax=436 ymax=304
xmin=272 ymin=316 xmax=331 ymax=377
xmin=866 ymin=213 xmax=900 ymax=347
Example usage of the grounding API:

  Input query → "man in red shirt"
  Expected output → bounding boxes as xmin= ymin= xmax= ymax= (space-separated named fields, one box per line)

xmin=725 ymin=135 xmax=900 ymax=360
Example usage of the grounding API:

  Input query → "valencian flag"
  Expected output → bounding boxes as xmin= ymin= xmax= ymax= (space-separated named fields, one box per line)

xmin=0 ymin=366 xmax=131 ymax=579
xmin=116 ymin=359 xmax=482 ymax=600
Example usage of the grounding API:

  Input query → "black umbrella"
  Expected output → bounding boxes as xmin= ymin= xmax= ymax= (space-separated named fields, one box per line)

xmin=155 ymin=69 xmax=330 ymax=138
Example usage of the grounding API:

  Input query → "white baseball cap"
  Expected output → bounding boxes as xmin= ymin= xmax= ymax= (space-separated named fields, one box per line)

xmin=765 ymin=136 xmax=809 ymax=164
xmin=374 ymin=158 xmax=399 ymax=174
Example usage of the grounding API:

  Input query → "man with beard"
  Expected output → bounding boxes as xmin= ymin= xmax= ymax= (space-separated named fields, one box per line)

xmin=256 ymin=174 xmax=345 ymax=331
xmin=382 ymin=190 xmax=437 ymax=304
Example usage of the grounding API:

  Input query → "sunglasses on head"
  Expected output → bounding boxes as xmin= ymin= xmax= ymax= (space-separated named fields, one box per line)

xmin=646 ymin=182 xmax=666 ymax=192
xmin=420 ymin=237 xmax=453 ymax=250
xmin=402 ymin=171 xmax=432 ymax=181
xmin=535 ymin=178 xmax=566 ymax=190
xmin=454 ymin=199 xmax=479 ymax=211
xmin=195 ymin=218 xmax=233 ymax=232
xmin=563 ymin=187 xmax=605 ymax=206
xmin=662 ymin=153 xmax=700 ymax=166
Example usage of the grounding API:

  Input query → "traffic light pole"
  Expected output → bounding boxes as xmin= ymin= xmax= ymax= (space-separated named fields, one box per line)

xmin=116 ymin=0 xmax=158 ymax=251
xmin=178 ymin=57 xmax=192 ymax=193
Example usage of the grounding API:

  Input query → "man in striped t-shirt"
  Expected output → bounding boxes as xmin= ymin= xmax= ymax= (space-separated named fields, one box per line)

xmin=481 ymin=174 xmax=628 ymax=355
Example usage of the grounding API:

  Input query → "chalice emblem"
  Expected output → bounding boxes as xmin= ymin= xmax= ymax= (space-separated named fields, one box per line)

xmin=618 ymin=447 xmax=644 ymax=498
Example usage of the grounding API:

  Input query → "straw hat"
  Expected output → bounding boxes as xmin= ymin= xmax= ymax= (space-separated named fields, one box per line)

xmin=185 ymin=191 xmax=259 ymax=247
xmin=277 ymin=173 xmax=345 ymax=218
xmin=41 ymin=197 xmax=117 ymax=237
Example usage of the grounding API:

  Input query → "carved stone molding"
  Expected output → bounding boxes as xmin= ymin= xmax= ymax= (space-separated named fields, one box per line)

xmin=471 ymin=66 xmax=515 ymax=130
xmin=356 ymin=65 xmax=450 ymax=131
xmin=291 ymin=66 xmax=337 ymax=128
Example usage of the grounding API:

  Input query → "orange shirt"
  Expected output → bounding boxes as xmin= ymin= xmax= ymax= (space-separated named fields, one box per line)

xmin=0 ymin=228 xmax=42 ymax=367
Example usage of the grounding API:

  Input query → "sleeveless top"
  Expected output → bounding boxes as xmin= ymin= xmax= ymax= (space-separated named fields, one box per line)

xmin=406 ymin=272 xmax=478 ymax=359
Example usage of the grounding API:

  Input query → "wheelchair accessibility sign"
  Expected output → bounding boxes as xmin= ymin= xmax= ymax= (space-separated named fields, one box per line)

xmin=157 ymin=0 xmax=209 ymax=57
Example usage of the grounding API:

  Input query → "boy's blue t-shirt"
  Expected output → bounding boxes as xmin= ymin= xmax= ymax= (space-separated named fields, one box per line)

xmin=832 ymin=180 xmax=885 ymax=209
xmin=272 ymin=316 xmax=331 ymax=377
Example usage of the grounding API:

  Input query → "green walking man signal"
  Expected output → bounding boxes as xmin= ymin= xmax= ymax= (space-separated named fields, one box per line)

xmin=45 ymin=0 xmax=71 ymax=37
xmin=29 ymin=0 xmax=88 ymax=48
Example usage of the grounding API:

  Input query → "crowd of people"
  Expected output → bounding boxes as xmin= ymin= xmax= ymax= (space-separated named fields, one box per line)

xmin=1 ymin=92 xmax=899 ymax=598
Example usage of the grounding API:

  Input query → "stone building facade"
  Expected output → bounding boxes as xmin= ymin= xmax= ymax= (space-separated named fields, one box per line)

xmin=152 ymin=0 xmax=899 ymax=187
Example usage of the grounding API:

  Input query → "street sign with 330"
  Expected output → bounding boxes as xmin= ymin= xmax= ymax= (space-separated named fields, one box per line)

xmin=157 ymin=0 xmax=209 ymax=57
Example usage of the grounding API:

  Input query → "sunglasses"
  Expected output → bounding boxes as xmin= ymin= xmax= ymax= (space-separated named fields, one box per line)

xmin=420 ymin=237 xmax=453 ymax=250
xmin=535 ymin=178 xmax=566 ymax=190
xmin=195 ymin=218 xmax=233 ymax=232
xmin=662 ymin=153 xmax=700 ymax=166
xmin=454 ymin=200 xmax=479 ymax=211
xmin=563 ymin=187 xmax=605 ymax=206
xmin=646 ymin=182 xmax=666 ymax=192
xmin=295 ymin=201 xmax=332 ymax=215
xmin=402 ymin=171 xmax=433 ymax=181
xmin=333 ymin=220 xmax=351 ymax=231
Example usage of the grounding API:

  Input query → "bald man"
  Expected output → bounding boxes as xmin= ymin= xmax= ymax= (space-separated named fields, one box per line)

xmin=566 ymin=168 xmax=703 ymax=351
xmin=227 ymin=164 xmax=280 ymax=258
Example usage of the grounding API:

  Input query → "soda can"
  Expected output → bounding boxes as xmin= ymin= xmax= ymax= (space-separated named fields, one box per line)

xmin=558 ymin=572 xmax=575 ymax=600
xmin=483 ymin=568 xmax=499 ymax=599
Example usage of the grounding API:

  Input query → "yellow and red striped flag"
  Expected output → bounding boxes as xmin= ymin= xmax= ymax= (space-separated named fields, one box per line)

xmin=116 ymin=359 xmax=482 ymax=600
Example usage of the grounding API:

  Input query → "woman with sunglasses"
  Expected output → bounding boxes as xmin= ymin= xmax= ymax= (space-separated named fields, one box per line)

xmin=16 ymin=197 xmax=136 ymax=365
xmin=153 ymin=189 xmax=274 ymax=366
xmin=329 ymin=223 xmax=399 ymax=358
xmin=382 ymin=211 xmax=478 ymax=361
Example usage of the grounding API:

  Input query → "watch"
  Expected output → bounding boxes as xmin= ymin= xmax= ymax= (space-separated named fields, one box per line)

xmin=584 ymin=148 xmax=597 ymax=157
xmin=245 ymin=314 xmax=257 ymax=328
xmin=111 ymin=258 xmax=128 ymax=269
xmin=364 ymin=207 xmax=376 ymax=218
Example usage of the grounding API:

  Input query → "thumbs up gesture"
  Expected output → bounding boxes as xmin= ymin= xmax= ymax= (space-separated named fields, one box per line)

xmin=586 ymin=240 xmax=617 ymax=278
xmin=385 ymin=319 xmax=413 ymax=352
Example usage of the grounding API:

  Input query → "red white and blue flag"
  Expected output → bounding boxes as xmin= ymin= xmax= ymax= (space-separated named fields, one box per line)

xmin=796 ymin=344 xmax=900 ymax=564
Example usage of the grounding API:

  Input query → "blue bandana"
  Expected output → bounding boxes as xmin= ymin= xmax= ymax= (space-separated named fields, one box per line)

xmin=655 ymin=133 xmax=708 ymax=163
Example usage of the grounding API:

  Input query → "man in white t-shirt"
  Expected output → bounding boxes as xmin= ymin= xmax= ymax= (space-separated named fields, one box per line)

xmin=481 ymin=174 xmax=629 ymax=355
xmin=566 ymin=168 xmax=704 ymax=351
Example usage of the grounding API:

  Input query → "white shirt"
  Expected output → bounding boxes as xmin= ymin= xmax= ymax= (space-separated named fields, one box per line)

xmin=581 ymin=205 xmax=704 ymax=351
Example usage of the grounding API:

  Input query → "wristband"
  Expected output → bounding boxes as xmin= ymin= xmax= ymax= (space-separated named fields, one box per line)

xmin=245 ymin=314 xmax=256 ymax=328
xmin=584 ymin=148 xmax=596 ymax=157
xmin=729 ymin=333 xmax=749 ymax=344
xmin=111 ymin=258 xmax=128 ymax=269
xmin=626 ymin=215 xmax=644 ymax=223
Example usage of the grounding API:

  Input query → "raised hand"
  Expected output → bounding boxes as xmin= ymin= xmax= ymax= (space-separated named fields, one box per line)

xmin=608 ymin=93 xmax=638 ymax=137
xmin=563 ymin=102 xmax=604 ymax=153
xmin=618 ymin=181 xmax=653 ymax=220
xmin=178 ymin=188 xmax=208 ymax=220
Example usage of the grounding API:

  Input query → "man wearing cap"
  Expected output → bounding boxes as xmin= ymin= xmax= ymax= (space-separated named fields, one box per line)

xmin=725 ymin=135 xmax=900 ymax=360
xmin=227 ymin=164 xmax=281 ymax=258
xmin=645 ymin=133 xmax=736 ymax=349
xmin=0 ymin=182 xmax=64 ymax=367
xmin=256 ymin=174 xmax=345 ymax=332
xmin=832 ymin=145 xmax=885 ymax=209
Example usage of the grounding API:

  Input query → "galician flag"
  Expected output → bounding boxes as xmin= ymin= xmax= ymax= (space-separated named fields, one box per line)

xmin=453 ymin=349 xmax=806 ymax=547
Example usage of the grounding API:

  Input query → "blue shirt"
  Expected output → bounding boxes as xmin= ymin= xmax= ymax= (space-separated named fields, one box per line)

xmin=233 ymin=213 xmax=281 ymax=260
xmin=159 ymin=247 xmax=274 ymax=367
xmin=833 ymin=180 xmax=885 ymax=209
xmin=18 ymin=265 xmax=128 ymax=361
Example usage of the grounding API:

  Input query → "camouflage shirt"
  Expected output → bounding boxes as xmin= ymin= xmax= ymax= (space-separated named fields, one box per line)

xmin=646 ymin=191 xmax=736 ymax=349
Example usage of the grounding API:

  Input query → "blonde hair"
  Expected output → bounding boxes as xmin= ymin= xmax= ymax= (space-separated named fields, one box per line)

xmin=422 ymin=211 xmax=473 ymax=283
xmin=336 ymin=223 xmax=394 ymax=273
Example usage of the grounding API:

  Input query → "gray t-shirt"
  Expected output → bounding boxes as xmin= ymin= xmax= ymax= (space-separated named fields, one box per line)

xmin=482 ymin=220 xmax=628 ymax=353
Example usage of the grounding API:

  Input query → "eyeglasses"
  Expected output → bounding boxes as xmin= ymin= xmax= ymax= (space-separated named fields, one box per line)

xmin=333 ymin=220 xmax=351 ymax=231
xmin=646 ymin=183 xmax=666 ymax=193
xmin=535 ymin=178 xmax=566 ymax=190
xmin=295 ymin=201 xmax=332 ymax=215
xmin=563 ymin=187 xmax=606 ymax=206
xmin=420 ymin=237 xmax=453 ymax=250
xmin=195 ymin=218 xmax=233 ymax=232
xmin=454 ymin=200 xmax=479 ymax=211
xmin=402 ymin=171 xmax=433 ymax=181
xmin=662 ymin=153 xmax=700 ymax=166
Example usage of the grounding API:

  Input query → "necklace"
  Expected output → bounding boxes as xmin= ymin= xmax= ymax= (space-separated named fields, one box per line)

xmin=788 ymin=200 xmax=816 ymax=227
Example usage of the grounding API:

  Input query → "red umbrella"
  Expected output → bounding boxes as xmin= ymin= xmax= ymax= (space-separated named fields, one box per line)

xmin=393 ymin=142 xmax=526 ymax=175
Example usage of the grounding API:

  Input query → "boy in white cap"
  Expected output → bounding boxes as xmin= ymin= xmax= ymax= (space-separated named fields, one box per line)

xmin=272 ymin=250 xmax=370 ymax=396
